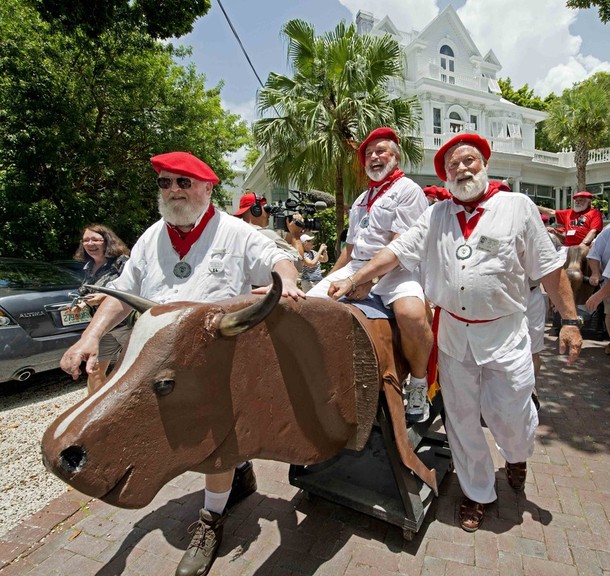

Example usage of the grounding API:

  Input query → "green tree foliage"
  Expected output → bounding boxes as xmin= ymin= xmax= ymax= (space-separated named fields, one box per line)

xmin=566 ymin=0 xmax=610 ymax=23
xmin=497 ymin=77 xmax=559 ymax=151
xmin=543 ymin=72 xmax=610 ymax=190
xmin=0 ymin=0 xmax=250 ymax=259
xmin=254 ymin=19 xmax=423 ymax=246
xmin=34 ymin=0 xmax=212 ymax=39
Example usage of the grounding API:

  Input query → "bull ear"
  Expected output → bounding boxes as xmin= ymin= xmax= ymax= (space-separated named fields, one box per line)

xmin=217 ymin=271 xmax=282 ymax=337
xmin=84 ymin=284 xmax=155 ymax=313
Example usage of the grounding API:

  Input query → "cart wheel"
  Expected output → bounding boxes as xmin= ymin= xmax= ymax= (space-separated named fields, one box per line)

xmin=402 ymin=528 xmax=414 ymax=541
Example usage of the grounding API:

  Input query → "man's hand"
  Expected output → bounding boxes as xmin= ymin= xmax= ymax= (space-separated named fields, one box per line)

xmin=558 ymin=325 xmax=582 ymax=365
xmin=60 ymin=336 xmax=101 ymax=380
xmin=589 ymin=272 xmax=602 ymax=287
xmin=83 ymin=293 xmax=106 ymax=307
xmin=585 ymin=292 xmax=602 ymax=312
xmin=329 ymin=278 xmax=372 ymax=300
xmin=252 ymin=279 xmax=305 ymax=301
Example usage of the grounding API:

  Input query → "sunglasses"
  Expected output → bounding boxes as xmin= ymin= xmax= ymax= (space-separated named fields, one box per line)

xmin=157 ymin=177 xmax=192 ymax=190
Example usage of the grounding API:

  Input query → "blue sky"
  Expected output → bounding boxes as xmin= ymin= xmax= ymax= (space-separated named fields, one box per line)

xmin=176 ymin=0 xmax=610 ymax=125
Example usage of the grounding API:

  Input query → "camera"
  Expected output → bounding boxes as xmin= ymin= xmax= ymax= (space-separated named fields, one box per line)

xmin=269 ymin=190 xmax=327 ymax=232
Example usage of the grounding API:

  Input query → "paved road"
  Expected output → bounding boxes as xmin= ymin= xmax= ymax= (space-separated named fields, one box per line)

xmin=0 ymin=332 xmax=608 ymax=576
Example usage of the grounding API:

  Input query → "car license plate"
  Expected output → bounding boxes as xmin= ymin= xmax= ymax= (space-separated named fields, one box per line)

xmin=60 ymin=308 xmax=92 ymax=326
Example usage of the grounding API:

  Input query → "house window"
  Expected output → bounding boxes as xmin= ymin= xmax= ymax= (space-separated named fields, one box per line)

xmin=507 ymin=122 xmax=522 ymax=138
xmin=470 ymin=115 xmax=478 ymax=131
xmin=449 ymin=111 xmax=464 ymax=133
xmin=433 ymin=108 xmax=442 ymax=134
xmin=440 ymin=45 xmax=455 ymax=85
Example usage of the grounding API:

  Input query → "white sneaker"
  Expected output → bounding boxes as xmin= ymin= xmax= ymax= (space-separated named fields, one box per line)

xmin=403 ymin=378 xmax=430 ymax=424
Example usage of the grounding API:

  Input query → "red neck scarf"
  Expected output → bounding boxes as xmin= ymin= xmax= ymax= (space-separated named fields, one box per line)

xmin=166 ymin=204 xmax=215 ymax=259
xmin=361 ymin=168 xmax=405 ymax=212
xmin=453 ymin=181 xmax=508 ymax=239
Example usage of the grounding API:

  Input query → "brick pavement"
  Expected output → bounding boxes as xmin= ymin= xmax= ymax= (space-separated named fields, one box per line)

xmin=1 ymin=332 xmax=608 ymax=576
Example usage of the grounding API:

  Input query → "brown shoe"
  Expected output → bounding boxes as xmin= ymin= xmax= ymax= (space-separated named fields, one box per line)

xmin=175 ymin=509 xmax=226 ymax=576
xmin=505 ymin=461 xmax=527 ymax=491
xmin=459 ymin=497 xmax=485 ymax=532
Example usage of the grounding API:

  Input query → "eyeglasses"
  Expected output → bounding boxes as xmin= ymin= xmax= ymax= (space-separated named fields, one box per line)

xmin=157 ymin=177 xmax=192 ymax=190
xmin=82 ymin=238 xmax=104 ymax=244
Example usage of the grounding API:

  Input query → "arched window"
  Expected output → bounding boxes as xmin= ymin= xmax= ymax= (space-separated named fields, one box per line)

xmin=440 ymin=45 xmax=455 ymax=84
xmin=449 ymin=111 xmax=464 ymax=133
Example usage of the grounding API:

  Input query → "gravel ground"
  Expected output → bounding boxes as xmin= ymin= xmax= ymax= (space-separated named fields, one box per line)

xmin=0 ymin=370 xmax=87 ymax=537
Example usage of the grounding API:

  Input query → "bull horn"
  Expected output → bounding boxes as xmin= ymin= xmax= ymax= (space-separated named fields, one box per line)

xmin=217 ymin=272 xmax=282 ymax=337
xmin=84 ymin=284 xmax=155 ymax=313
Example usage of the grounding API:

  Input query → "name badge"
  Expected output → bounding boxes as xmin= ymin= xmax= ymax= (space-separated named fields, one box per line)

xmin=208 ymin=257 xmax=224 ymax=273
xmin=477 ymin=235 xmax=499 ymax=255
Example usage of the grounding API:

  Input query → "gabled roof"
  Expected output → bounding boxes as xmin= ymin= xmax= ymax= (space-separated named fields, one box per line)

xmin=415 ymin=5 xmax=480 ymax=56
xmin=483 ymin=50 xmax=502 ymax=68
xmin=373 ymin=15 xmax=402 ymax=38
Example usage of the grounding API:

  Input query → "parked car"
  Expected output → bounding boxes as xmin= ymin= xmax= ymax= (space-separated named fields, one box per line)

xmin=53 ymin=259 xmax=86 ymax=279
xmin=0 ymin=258 xmax=91 ymax=384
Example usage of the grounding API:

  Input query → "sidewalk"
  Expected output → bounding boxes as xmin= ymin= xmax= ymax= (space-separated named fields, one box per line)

xmin=1 ymin=331 xmax=608 ymax=576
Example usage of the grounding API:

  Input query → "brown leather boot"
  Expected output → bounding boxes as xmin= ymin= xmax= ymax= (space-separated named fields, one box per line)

xmin=175 ymin=509 xmax=226 ymax=576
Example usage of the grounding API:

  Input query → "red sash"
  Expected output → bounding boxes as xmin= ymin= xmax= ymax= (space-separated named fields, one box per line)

xmin=360 ymin=168 xmax=405 ymax=212
xmin=166 ymin=204 xmax=215 ymax=259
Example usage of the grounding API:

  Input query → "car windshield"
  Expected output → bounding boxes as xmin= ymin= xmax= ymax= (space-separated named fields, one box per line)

xmin=0 ymin=260 xmax=80 ymax=290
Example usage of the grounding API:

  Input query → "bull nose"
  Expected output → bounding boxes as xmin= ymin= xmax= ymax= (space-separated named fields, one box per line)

xmin=59 ymin=446 xmax=87 ymax=473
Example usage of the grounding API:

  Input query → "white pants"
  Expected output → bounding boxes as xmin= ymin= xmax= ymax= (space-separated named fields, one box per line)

xmin=438 ymin=335 xmax=538 ymax=504
xmin=306 ymin=260 xmax=424 ymax=305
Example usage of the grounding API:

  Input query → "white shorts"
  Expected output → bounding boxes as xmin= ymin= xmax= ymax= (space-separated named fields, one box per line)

xmin=306 ymin=259 xmax=424 ymax=305
xmin=526 ymin=286 xmax=546 ymax=354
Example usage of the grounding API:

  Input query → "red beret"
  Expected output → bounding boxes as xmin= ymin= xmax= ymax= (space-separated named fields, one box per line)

xmin=234 ymin=192 xmax=267 ymax=217
xmin=424 ymin=185 xmax=452 ymax=201
xmin=573 ymin=191 xmax=593 ymax=199
xmin=151 ymin=151 xmax=219 ymax=185
xmin=358 ymin=127 xmax=399 ymax=166
xmin=434 ymin=134 xmax=491 ymax=181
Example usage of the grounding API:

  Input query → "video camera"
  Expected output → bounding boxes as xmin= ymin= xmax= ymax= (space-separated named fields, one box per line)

xmin=269 ymin=189 xmax=327 ymax=233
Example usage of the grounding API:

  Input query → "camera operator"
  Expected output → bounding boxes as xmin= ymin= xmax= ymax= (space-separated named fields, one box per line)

xmin=234 ymin=192 xmax=303 ymax=272
xmin=300 ymin=234 xmax=328 ymax=292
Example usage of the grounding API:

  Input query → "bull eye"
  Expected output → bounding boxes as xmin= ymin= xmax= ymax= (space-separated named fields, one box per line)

xmin=154 ymin=379 xmax=175 ymax=396
xmin=59 ymin=446 xmax=87 ymax=473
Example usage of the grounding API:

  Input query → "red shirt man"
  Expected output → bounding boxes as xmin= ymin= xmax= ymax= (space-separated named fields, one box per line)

xmin=539 ymin=191 xmax=603 ymax=247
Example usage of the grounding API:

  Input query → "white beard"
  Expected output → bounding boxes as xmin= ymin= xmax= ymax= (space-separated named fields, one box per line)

xmin=158 ymin=193 xmax=207 ymax=227
xmin=365 ymin=157 xmax=398 ymax=182
xmin=447 ymin=169 xmax=489 ymax=202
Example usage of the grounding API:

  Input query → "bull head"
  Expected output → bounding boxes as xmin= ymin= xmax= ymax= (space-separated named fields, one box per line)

xmin=41 ymin=272 xmax=283 ymax=507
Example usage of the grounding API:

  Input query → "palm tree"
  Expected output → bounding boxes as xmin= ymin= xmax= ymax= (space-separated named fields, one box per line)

xmin=253 ymin=19 xmax=422 ymax=246
xmin=543 ymin=73 xmax=610 ymax=191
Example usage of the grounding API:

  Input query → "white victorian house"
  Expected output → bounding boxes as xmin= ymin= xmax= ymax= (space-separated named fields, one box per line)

xmin=242 ymin=6 xmax=610 ymax=212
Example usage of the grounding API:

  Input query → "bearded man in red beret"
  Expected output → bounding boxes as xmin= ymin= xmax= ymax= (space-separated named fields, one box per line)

xmin=308 ymin=127 xmax=433 ymax=425
xmin=61 ymin=151 xmax=304 ymax=576
xmin=537 ymin=190 xmax=603 ymax=249
xmin=328 ymin=133 xmax=583 ymax=533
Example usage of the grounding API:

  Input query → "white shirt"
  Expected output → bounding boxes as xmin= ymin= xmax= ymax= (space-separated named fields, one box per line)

xmin=388 ymin=191 xmax=563 ymax=364
xmin=347 ymin=176 xmax=427 ymax=261
xmin=110 ymin=210 xmax=289 ymax=303
xmin=588 ymin=225 xmax=610 ymax=281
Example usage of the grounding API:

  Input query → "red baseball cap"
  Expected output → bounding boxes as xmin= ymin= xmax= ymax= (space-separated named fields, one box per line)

xmin=573 ymin=191 xmax=593 ymax=199
xmin=234 ymin=192 xmax=267 ymax=216
xmin=434 ymin=134 xmax=492 ymax=181
xmin=151 ymin=151 xmax=219 ymax=184
xmin=358 ymin=127 xmax=399 ymax=166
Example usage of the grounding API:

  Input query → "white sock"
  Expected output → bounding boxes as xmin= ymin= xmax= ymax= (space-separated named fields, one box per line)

xmin=409 ymin=376 xmax=427 ymax=389
xmin=204 ymin=488 xmax=231 ymax=515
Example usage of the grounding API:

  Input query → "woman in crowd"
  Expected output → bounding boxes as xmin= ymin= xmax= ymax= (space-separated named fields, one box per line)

xmin=73 ymin=224 xmax=130 ymax=393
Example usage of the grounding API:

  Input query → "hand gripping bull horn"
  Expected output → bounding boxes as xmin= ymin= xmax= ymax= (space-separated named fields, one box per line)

xmin=83 ymin=284 xmax=155 ymax=313
xmin=216 ymin=271 xmax=282 ymax=337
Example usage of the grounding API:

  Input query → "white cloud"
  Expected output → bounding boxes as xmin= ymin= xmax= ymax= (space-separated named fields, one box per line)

xmin=222 ymin=97 xmax=258 ymax=125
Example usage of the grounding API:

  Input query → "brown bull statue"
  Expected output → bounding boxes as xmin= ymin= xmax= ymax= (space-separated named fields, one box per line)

xmin=41 ymin=273 xmax=438 ymax=510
